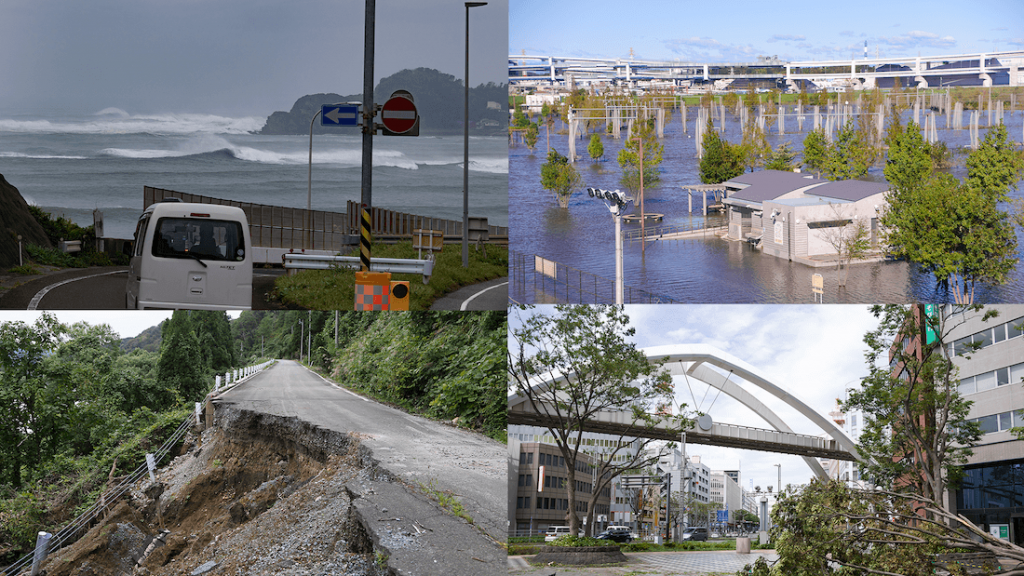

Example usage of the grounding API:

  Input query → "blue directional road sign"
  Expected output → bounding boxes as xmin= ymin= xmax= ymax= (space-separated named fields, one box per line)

xmin=322 ymin=105 xmax=359 ymax=126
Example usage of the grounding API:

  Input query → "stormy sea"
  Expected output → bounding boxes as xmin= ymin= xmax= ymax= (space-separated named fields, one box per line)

xmin=0 ymin=108 xmax=508 ymax=239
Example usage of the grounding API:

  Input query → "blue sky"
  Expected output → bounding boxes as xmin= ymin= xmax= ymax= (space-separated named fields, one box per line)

xmin=510 ymin=0 xmax=1023 ymax=63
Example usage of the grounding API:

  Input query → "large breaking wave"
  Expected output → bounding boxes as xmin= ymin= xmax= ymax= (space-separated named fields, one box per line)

xmin=100 ymin=135 xmax=421 ymax=169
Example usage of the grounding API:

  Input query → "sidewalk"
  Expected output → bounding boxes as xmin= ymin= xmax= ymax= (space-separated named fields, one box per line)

xmin=509 ymin=550 xmax=778 ymax=576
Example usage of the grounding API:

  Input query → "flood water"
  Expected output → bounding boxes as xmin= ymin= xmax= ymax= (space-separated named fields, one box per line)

xmin=509 ymin=100 xmax=1024 ymax=303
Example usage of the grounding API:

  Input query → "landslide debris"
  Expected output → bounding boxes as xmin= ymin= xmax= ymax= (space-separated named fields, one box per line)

xmin=40 ymin=409 xmax=384 ymax=576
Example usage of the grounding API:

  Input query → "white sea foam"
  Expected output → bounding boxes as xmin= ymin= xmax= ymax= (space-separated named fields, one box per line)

xmin=468 ymin=157 xmax=509 ymax=174
xmin=0 ymin=112 xmax=263 ymax=135
xmin=0 ymin=152 xmax=89 ymax=160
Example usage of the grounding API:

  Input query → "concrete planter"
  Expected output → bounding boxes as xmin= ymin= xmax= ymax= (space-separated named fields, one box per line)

xmin=736 ymin=537 xmax=752 ymax=554
xmin=531 ymin=545 xmax=629 ymax=565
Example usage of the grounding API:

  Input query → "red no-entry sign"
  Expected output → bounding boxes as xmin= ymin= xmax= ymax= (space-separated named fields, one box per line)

xmin=380 ymin=93 xmax=418 ymax=135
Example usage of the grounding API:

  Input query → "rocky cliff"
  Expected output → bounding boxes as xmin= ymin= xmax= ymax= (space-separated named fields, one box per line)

xmin=0 ymin=173 xmax=51 ymax=269
xmin=258 ymin=68 xmax=507 ymax=136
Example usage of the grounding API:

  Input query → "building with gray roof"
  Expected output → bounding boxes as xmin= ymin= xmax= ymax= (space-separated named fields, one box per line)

xmin=720 ymin=170 xmax=889 ymax=263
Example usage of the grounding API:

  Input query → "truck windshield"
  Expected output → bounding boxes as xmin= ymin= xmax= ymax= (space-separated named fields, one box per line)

xmin=152 ymin=218 xmax=246 ymax=262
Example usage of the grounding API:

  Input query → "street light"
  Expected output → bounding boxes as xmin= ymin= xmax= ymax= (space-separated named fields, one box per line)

xmin=463 ymin=1 xmax=487 ymax=268
xmin=587 ymin=187 xmax=634 ymax=304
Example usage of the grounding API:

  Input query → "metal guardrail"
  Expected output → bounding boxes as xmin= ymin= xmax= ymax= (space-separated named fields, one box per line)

xmin=283 ymin=254 xmax=435 ymax=283
xmin=3 ymin=361 xmax=276 ymax=576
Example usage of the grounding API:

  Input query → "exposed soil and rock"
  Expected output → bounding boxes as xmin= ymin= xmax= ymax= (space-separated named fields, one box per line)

xmin=38 ymin=409 xmax=395 ymax=576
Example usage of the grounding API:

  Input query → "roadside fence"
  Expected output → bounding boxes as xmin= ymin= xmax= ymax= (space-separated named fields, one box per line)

xmin=509 ymin=250 xmax=677 ymax=305
xmin=3 ymin=360 xmax=275 ymax=576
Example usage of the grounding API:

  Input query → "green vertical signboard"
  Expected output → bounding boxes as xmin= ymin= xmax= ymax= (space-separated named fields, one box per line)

xmin=924 ymin=304 xmax=939 ymax=345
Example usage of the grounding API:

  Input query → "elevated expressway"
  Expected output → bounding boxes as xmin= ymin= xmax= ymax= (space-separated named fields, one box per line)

xmin=508 ymin=344 xmax=866 ymax=479
xmin=509 ymin=50 xmax=1024 ymax=90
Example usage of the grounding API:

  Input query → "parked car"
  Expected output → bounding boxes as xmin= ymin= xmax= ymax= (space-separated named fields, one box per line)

xmin=681 ymin=527 xmax=708 ymax=541
xmin=594 ymin=526 xmax=633 ymax=543
xmin=544 ymin=526 xmax=572 ymax=542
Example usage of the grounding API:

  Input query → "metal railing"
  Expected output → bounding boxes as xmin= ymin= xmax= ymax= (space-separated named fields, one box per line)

xmin=509 ymin=250 xmax=677 ymax=305
xmin=283 ymin=254 xmax=435 ymax=283
xmin=623 ymin=222 xmax=726 ymax=242
xmin=3 ymin=361 xmax=275 ymax=576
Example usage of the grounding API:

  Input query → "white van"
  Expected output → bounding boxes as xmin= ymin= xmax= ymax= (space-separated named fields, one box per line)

xmin=127 ymin=200 xmax=252 ymax=309
xmin=544 ymin=526 xmax=573 ymax=542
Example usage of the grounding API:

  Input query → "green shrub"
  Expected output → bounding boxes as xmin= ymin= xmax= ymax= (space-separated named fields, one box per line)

xmin=623 ymin=541 xmax=652 ymax=552
xmin=550 ymin=535 xmax=603 ymax=547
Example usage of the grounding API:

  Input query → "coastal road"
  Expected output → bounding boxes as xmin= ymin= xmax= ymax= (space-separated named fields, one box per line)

xmin=213 ymin=360 xmax=506 ymax=544
xmin=429 ymin=276 xmax=508 ymax=311
xmin=0 ymin=267 xmax=292 ymax=309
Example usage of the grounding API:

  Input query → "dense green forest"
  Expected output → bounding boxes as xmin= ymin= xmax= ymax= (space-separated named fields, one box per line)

xmin=0 ymin=311 xmax=506 ymax=564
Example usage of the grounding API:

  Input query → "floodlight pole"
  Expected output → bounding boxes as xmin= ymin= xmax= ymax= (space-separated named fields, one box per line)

xmin=614 ymin=211 xmax=623 ymax=304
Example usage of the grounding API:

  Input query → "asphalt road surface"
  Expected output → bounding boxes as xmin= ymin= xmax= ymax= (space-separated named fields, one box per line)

xmin=0 ymin=267 xmax=291 ymax=309
xmin=214 ymin=360 xmax=506 ymax=543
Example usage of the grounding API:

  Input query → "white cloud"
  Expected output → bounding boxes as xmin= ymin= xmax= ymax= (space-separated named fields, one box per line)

xmin=768 ymin=34 xmax=807 ymax=43
xmin=662 ymin=37 xmax=760 ymax=62
xmin=877 ymin=30 xmax=957 ymax=50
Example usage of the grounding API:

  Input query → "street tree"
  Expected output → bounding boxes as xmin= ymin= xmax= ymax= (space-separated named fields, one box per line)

xmin=842 ymin=304 xmax=985 ymax=505
xmin=508 ymin=305 xmax=689 ymax=537
xmin=762 ymin=479 xmax=1024 ymax=576
xmin=540 ymin=148 xmax=582 ymax=208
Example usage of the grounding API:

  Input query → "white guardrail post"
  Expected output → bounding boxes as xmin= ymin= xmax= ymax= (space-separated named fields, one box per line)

xmin=30 ymin=532 xmax=51 ymax=576
xmin=283 ymin=253 xmax=435 ymax=284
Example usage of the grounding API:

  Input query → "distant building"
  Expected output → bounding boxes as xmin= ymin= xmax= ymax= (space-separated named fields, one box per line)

xmin=720 ymin=170 xmax=888 ymax=264
xmin=818 ymin=401 xmax=868 ymax=487
xmin=509 ymin=425 xmax=636 ymax=535
xmin=511 ymin=441 xmax=612 ymax=535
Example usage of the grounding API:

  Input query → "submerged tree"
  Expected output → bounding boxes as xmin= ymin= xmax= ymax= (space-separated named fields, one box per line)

xmin=699 ymin=118 xmax=743 ymax=184
xmin=508 ymin=305 xmax=689 ymax=537
xmin=588 ymin=133 xmax=604 ymax=161
xmin=822 ymin=119 xmax=871 ymax=181
xmin=540 ymin=149 xmax=582 ymax=209
xmin=801 ymin=128 xmax=829 ymax=176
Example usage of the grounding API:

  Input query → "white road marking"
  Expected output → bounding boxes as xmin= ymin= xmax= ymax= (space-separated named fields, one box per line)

xmin=460 ymin=281 xmax=508 ymax=311
xmin=28 ymin=270 xmax=127 ymax=310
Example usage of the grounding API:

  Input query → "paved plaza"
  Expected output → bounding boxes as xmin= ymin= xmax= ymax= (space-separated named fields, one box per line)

xmin=508 ymin=550 xmax=780 ymax=576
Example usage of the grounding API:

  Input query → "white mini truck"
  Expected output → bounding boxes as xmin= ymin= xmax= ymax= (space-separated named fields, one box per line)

xmin=127 ymin=200 xmax=253 ymax=309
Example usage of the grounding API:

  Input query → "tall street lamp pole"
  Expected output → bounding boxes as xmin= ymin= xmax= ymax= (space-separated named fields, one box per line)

xmin=463 ymin=1 xmax=487 ymax=268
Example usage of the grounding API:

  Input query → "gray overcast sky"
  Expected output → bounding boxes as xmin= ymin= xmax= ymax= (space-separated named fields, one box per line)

xmin=0 ymin=0 xmax=508 ymax=117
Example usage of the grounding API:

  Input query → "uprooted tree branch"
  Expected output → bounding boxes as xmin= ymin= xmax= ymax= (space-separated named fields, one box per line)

xmin=746 ymin=479 xmax=1024 ymax=576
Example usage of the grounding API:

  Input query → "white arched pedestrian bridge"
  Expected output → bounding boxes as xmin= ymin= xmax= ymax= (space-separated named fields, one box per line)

xmin=508 ymin=344 xmax=866 ymax=479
